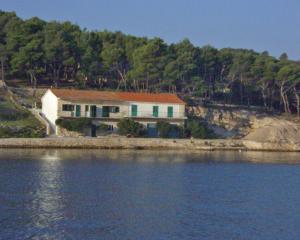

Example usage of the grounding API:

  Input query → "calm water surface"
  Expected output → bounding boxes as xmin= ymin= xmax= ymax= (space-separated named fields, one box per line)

xmin=0 ymin=149 xmax=300 ymax=240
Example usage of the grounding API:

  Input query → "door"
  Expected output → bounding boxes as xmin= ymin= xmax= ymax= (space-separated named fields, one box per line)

xmin=91 ymin=124 xmax=97 ymax=137
xmin=147 ymin=123 xmax=158 ymax=137
xmin=167 ymin=106 xmax=173 ymax=118
xmin=153 ymin=106 xmax=159 ymax=117
xmin=131 ymin=105 xmax=137 ymax=117
xmin=85 ymin=105 xmax=89 ymax=117
xmin=90 ymin=105 xmax=97 ymax=118
xmin=75 ymin=105 xmax=81 ymax=117
xmin=102 ymin=106 xmax=110 ymax=117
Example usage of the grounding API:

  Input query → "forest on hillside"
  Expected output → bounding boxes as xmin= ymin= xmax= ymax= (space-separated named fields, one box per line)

xmin=1 ymin=11 xmax=300 ymax=115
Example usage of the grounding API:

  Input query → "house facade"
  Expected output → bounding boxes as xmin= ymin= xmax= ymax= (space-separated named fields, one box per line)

xmin=41 ymin=89 xmax=186 ymax=136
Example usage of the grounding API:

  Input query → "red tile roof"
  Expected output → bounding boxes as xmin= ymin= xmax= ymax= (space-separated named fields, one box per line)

xmin=50 ymin=89 xmax=185 ymax=105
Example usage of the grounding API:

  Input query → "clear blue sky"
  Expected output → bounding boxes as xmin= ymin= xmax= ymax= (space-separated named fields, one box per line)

xmin=1 ymin=0 xmax=300 ymax=60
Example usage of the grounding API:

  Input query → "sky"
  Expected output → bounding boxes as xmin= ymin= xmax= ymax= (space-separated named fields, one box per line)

xmin=1 ymin=0 xmax=300 ymax=60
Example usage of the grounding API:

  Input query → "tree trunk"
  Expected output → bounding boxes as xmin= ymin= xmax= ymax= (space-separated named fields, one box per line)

xmin=285 ymin=93 xmax=291 ymax=114
xmin=280 ymin=85 xmax=288 ymax=113
xmin=1 ymin=58 xmax=4 ymax=82
xmin=239 ymin=74 xmax=244 ymax=105
xmin=33 ymin=75 xmax=37 ymax=97
xmin=117 ymin=69 xmax=127 ymax=91
xmin=28 ymin=70 xmax=37 ymax=97
xmin=0 ymin=57 xmax=7 ymax=90
xmin=294 ymin=87 xmax=300 ymax=117
xmin=262 ymin=91 xmax=267 ymax=109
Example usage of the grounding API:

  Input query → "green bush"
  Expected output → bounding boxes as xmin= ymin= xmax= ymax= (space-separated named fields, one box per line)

xmin=0 ymin=126 xmax=45 ymax=138
xmin=156 ymin=121 xmax=184 ymax=138
xmin=96 ymin=123 xmax=112 ymax=135
xmin=55 ymin=118 xmax=92 ymax=132
xmin=96 ymin=123 xmax=110 ymax=131
xmin=117 ymin=118 xmax=146 ymax=137
xmin=185 ymin=118 xmax=214 ymax=139
xmin=157 ymin=121 xmax=173 ymax=138
xmin=0 ymin=109 xmax=30 ymax=121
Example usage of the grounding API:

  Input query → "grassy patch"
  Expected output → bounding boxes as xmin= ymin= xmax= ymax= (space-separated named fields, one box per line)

xmin=0 ymin=89 xmax=45 ymax=137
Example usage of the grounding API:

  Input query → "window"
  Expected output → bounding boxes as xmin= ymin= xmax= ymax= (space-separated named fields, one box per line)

xmin=62 ymin=104 xmax=74 ymax=111
xmin=85 ymin=105 xmax=89 ymax=112
xmin=110 ymin=106 xmax=120 ymax=113
xmin=90 ymin=105 xmax=97 ymax=118
xmin=153 ymin=106 xmax=159 ymax=117
xmin=75 ymin=105 xmax=81 ymax=117
xmin=102 ymin=106 xmax=110 ymax=117
xmin=131 ymin=105 xmax=137 ymax=117
xmin=167 ymin=106 xmax=173 ymax=118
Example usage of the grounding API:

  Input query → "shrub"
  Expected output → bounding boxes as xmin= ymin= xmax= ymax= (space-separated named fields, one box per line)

xmin=96 ymin=123 xmax=112 ymax=135
xmin=96 ymin=123 xmax=110 ymax=132
xmin=156 ymin=121 xmax=184 ymax=138
xmin=0 ymin=109 xmax=30 ymax=121
xmin=0 ymin=126 xmax=45 ymax=138
xmin=157 ymin=121 xmax=173 ymax=138
xmin=55 ymin=118 xmax=92 ymax=132
xmin=185 ymin=118 xmax=214 ymax=139
xmin=117 ymin=118 xmax=146 ymax=137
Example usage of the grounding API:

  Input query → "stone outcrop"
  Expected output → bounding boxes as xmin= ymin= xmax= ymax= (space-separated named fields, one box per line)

xmin=188 ymin=105 xmax=265 ymax=138
xmin=244 ymin=117 xmax=300 ymax=145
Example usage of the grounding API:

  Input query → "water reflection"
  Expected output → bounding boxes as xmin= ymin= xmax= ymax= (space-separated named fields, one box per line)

xmin=26 ymin=152 xmax=65 ymax=239
xmin=1 ymin=148 xmax=299 ymax=164
xmin=1 ymin=149 xmax=300 ymax=239
xmin=40 ymin=150 xmax=62 ymax=161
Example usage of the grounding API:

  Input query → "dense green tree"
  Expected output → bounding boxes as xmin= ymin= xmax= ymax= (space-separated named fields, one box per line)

xmin=128 ymin=38 xmax=167 ymax=91
xmin=164 ymin=39 xmax=200 ymax=93
xmin=101 ymin=42 xmax=128 ymax=89
xmin=77 ymin=31 xmax=102 ymax=87
xmin=9 ymin=17 xmax=45 ymax=94
xmin=1 ymin=11 xmax=300 ymax=115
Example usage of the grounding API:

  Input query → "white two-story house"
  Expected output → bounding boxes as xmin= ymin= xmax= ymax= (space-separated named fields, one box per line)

xmin=41 ymin=88 xmax=186 ymax=136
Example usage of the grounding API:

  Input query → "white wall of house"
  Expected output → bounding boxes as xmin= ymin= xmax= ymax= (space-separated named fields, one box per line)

xmin=56 ymin=101 xmax=185 ymax=120
xmin=41 ymin=90 xmax=58 ymax=129
xmin=57 ymin=100 xmax=130 ymax=118
xmin=128 ymin=102 xmax=185 ymax=119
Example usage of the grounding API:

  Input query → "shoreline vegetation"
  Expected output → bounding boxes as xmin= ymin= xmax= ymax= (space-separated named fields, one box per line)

xmin=0 ymin=137 xmax=299 ymax=152
xmin=1 ymin=11 xmax=300 ymax=147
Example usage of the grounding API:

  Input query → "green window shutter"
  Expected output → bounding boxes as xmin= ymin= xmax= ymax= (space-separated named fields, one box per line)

xmin=167 ymin=106 xmax=173 ymax=118
xmin=75 ymin=105 xmax=81 ymax=117
xmin=131 ymin=105 xmax=137 ymax=117
xmin=90 ymin=105 xmax=97 ymax=118
xmin=102 ymin=106 xmax=110 ymax=117
xmin=153 ymin=106 xmax=159 ymax=117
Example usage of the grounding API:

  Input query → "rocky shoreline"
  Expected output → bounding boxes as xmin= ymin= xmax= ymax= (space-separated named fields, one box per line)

xmin=0 ymin=137 xmax=299 ymax=152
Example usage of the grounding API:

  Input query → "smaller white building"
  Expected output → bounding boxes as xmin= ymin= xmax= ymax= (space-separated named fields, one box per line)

xmin=41 ymin=89 xmax=186 ymax=136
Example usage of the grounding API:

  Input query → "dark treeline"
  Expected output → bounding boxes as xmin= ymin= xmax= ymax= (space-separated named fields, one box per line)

xmin=1 ymin=11 xmax=300 ymax=114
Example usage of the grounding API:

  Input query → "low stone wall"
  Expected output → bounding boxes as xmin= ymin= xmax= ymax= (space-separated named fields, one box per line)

xmin=0 ymin=137 xmax=299 ymax=152
xmin=56 ymin=127 xmax=85 ymax=137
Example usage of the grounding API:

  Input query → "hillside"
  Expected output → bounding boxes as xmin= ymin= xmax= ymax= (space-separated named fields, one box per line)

xmin=189 ymin=104 xmax=300 ymax=147
xmin=0 ymin=86 xmax=45 ymax=138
